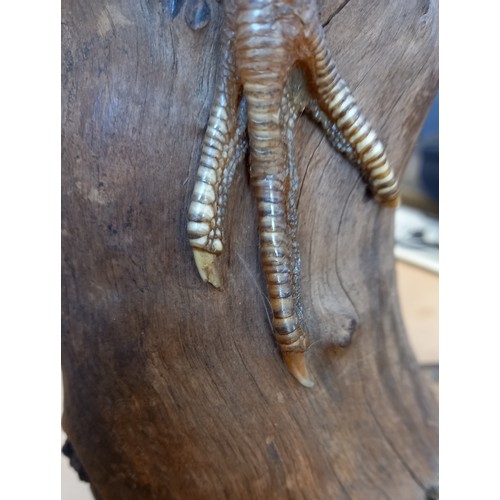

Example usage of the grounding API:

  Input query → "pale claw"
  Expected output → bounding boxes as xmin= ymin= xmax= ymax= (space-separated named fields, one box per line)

xmin=193 ymin=249 xmax=222 ymax=289
xmin=381 ymin=196 xmax=401 ymax=209
xmin=282 ymin=351 xmax=314 ymax=388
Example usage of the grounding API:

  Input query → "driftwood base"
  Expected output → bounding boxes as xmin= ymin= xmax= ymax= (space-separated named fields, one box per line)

xmin=62 ymin=0 xmax=438 ymax=498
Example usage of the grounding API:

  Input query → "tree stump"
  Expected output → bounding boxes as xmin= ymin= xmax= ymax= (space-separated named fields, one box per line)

xmin=62 ymin=0 xmax=439 ymax=498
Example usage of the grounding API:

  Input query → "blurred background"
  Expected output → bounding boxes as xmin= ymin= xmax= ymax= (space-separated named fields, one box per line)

xmin=394 ymin=93 xmax=439 ymax=401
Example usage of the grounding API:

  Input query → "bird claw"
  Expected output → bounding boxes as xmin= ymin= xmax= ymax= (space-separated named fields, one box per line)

xmin=282 ymin=351 xmax=314 ymax=388
xmin=192 ymin=248 xmax=222 ymax=289
xmin=187 ymin=0 xmax=400 ymax=386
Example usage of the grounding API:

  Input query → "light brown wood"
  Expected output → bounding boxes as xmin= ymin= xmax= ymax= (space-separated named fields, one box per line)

xmin=396 ymin=262 xmax=438 ymax=365
xmin=62 ymin=0 xmax=439 ymax=498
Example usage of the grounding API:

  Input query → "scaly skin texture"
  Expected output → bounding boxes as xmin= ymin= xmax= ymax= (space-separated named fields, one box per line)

xmin=187 ymin=0 xmax=400 ymax=386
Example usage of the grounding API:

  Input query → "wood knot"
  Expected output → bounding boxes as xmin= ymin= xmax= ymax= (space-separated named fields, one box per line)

xmin=318 ymin=310 xmax=359 ymax=348
xmin=336 ymin=316 xmax=358 ymax=347
xmin=167 ymin=0 xmax=211 ymax=31
xmin=184 ymin=0 xmax=211 ymax=31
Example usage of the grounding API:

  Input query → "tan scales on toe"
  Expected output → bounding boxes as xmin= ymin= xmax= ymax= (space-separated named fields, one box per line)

xmin=187 ymin=0 xmax=400 ymax=387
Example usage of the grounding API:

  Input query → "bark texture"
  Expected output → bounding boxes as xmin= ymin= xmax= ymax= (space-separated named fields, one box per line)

xmin=62 ymin=0 xmax=439 ymax=498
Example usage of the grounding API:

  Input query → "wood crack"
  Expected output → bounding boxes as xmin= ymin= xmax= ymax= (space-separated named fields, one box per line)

xmin=334 ymin=175 xmax=362 ymax=320
xmin=296 ymin=134 xmax=325 ymax=211
xmin=322 ymin=0 xmax=352 ymax=28
xmin=359 ymin=369 xmax=428 ymax=493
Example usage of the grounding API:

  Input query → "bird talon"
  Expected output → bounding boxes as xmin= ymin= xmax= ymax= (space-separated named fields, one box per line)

xmin=282 ymin=351 xmax=314 ymax=388
xmin=193 ymin=249 xmax=222 ymax=289
xmin=187 ymin=0 xmax=400 ymax=385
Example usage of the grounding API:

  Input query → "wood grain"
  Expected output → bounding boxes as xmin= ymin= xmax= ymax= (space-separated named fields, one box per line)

xmin=62 ymin=0 xmax=439 ymax=498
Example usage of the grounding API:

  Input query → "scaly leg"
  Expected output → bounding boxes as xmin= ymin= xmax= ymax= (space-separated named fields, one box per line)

xmin=234 ymin=1 xmax=317 ymax=386
xmin=304 ymin=20 xmax=400 ymax=207
xmin=187 ymin=28 xmax=248 ymax=288
xmin=187 ymin=0 xmax=400 ymax=386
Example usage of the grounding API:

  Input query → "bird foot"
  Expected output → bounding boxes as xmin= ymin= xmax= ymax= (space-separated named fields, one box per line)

xmin=187 ymin=0 xmax=400 ymax=386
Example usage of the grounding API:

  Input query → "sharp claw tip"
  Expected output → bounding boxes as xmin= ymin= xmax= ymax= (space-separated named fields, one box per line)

xmin=192 ymin=249 xmax=222 ymax=289
xmin=282 ymin=351 xmax=314 ymax=388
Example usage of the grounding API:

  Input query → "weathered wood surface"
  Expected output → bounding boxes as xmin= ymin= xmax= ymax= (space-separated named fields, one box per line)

xmin=62 ymin=0 xmax=439 ymax=498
